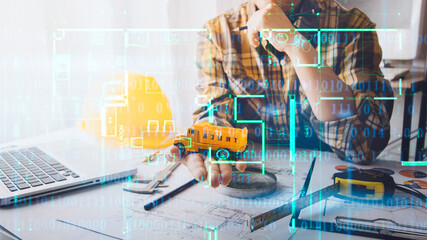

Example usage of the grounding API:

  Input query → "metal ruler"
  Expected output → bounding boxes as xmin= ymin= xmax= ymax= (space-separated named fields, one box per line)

xmin=248 ymin=182 xmax=340 ymax=232
xmin=123 ymin=162 xmax=180 ymax=194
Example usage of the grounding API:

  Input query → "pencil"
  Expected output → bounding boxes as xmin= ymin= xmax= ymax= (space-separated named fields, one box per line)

xmin=143 ymin=150 xmax=160 ymax=163
xmin=144 ymin=179 xmax=198 ymax=211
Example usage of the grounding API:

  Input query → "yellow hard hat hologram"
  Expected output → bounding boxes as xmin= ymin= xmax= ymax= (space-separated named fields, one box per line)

xmin=79 ymin=72 xmax=175 ymax=149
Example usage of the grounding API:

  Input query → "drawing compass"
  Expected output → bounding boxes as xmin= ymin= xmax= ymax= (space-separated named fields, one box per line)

xmin=122 ymin=162 xmax=180 ymax=194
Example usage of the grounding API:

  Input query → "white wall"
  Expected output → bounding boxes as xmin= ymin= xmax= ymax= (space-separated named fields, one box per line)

xmin=0 ymin=0 xmax=246 ymax=144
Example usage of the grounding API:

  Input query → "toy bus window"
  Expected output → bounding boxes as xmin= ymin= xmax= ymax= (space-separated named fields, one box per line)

xmin=203 ymin=127 xmax=209 ymax=136
xmin=191 ymin=130 xmax=194 ymax=134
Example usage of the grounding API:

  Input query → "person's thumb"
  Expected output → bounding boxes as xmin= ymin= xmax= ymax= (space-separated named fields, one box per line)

xmin=165 ymin=145 xmax=180 ymax=161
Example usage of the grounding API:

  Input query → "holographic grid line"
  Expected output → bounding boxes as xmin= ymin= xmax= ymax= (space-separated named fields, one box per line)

xmin=233 ymin=95 xmax=266 ymax=171
xmin=289 ymin=94 xmax=297 ymax=233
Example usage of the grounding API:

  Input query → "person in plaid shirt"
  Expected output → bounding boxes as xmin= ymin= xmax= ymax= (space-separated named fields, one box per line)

xmin=167 ymin=0 xmax=393 ymax=187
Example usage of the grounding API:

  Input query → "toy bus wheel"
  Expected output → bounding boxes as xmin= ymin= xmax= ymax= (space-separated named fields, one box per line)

xmin=216 ymin=148 xmax=230 ymax=160
xmin=234 ymin=151 xmax=243 ymax=160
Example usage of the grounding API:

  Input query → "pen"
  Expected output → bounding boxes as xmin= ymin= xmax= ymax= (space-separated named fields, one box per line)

xmin=144 ymin=178 xmax=198 ymax=210
xmin=233 ymin=9 xmax=317 ymax=31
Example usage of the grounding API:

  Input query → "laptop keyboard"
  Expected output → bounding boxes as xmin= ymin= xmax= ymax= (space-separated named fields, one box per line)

xmin=0 ymin=147 xmax=79 ymax=192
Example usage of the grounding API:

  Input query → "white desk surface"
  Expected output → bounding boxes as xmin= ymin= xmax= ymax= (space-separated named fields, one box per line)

xmin=0 ymin=129 xmax=426 ymax=240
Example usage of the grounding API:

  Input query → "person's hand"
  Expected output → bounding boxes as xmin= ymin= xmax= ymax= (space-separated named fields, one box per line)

xmin=246 ymin=3 xmax=294 ymax=52
xmin=166 ymin=146 xmax=247 ymax=188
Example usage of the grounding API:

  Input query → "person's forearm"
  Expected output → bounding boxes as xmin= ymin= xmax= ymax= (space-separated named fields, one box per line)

xmin=283 ymin=33 xmax=356 ymax=122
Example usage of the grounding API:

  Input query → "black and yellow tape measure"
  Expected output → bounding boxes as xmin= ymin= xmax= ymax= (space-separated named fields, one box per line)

xmin=333 ymin=169 xmax=396 ymax=201
xmin=248 ymin=169 xmax=397 ymax=232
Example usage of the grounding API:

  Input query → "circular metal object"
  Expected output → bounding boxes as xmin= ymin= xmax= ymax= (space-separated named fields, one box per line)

xmin=215 ymin=167 xmax=277 ymax=199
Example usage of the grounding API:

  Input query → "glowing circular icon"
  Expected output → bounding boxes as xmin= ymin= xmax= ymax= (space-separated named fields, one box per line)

xmin=276 ymin=33 xmax=289 ymax=44
xmin=301 ymin=40 xmax=312 ymax=53
xmin=216 ymin=149 xmax=230 ymax=160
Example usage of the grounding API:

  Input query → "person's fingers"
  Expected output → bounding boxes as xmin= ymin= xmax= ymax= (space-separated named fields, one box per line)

xmin=247 ymin=25 xmax=260 ymax=48
xmin=235 ymin=162 xmax=247 ymax=172
xmin=165 ymin=145 xmax=180 ymax=162
xmin=219 ymin=163 xmax=233 ymax=186
xmin=205 ymin=158 xmax=221 ymax=188
xmin=184 ymin=154 xmax=207 ymax=182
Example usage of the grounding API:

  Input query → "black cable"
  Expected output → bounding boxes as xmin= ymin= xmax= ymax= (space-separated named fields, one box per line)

xmin=395 ymin=184 xmax=427 ymax=201
xmin=396 ymin=184 xmax=425 ymax=198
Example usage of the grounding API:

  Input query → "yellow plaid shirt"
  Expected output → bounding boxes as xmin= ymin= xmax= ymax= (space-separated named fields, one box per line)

xmin=193 ymin=0 xmax=394 ymax=164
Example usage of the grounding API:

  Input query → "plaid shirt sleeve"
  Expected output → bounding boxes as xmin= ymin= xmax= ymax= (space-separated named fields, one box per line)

xmin=192 ymin=23 xmax=235 ymax=128
xmin=308 ymin=8 xmax=394 ymax=164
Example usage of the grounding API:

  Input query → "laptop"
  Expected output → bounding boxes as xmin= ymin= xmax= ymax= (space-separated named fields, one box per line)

xmin=0 ymin=128 xmax=139 ymax=206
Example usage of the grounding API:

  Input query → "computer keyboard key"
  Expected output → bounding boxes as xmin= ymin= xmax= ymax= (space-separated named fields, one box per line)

xmin=32 ymin=172 xmax=44 ymax=177
xmin=11 ymin=177 xmax=23 ymax=183
xmin=19 ymin=171 xmax=31 ymax=176
xmin=39 ymin=173 xmax=49 ymax=177
xmin=27 ymin=177 xmax=38 ymax=182
xmin=71 ymin=173 xmax=80 ymax=178
xmin=31 ymin=168 xmax=42 ymax=173
xmin=8 ymin=186 xmax=18 ymax=192
xmin=28 ymin=178 xmax=40 ymax=184
xmin=41 ymin=167 xmax=53 ymax=172
xmin=37 ymin=154 xmax=60 ymax=165
xmin=53 ymin=165 xmax=67 ymax=171
xmin=39 ymin=165 xmax=50 ymax=170
xmin=4 ymin=169 xmax=15 ymax=175
xmin=50 ymin=173 xmax=66 ymax=182
xmin=32 ymin=160 xmax=44 ymax=164
xmin=40 ymin=177 xmax=55 ymax=184
xmin=15 ymin=180 xmax=27 ymax=185
xmin=16 ymin=183 xmax=30 ymax=190
xmin=29 ymin=181 xmax=43 ymax=187
xmin=35 ymin=173 xmax=48 ymax=179
xmin=62 ymin=172 xmax=71 ymax=176
xmin=3 ymin=168 xmax=15 ymax=175
xmin=2 ymin=179 xmax=11 ymax=184
xmin=28 ymin=167 xmax=39 ymax=172
xmin=46 ymin=170 xmax=58 ymax=175
xmin=9 ymin=173 xmax=20 ymax=178
xmin=20 ymin=161 xmax=31 ymax=166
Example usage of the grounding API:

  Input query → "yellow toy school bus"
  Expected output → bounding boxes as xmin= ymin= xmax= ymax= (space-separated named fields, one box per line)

xmin=173 ymin=122 xmax=248 ymax=160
